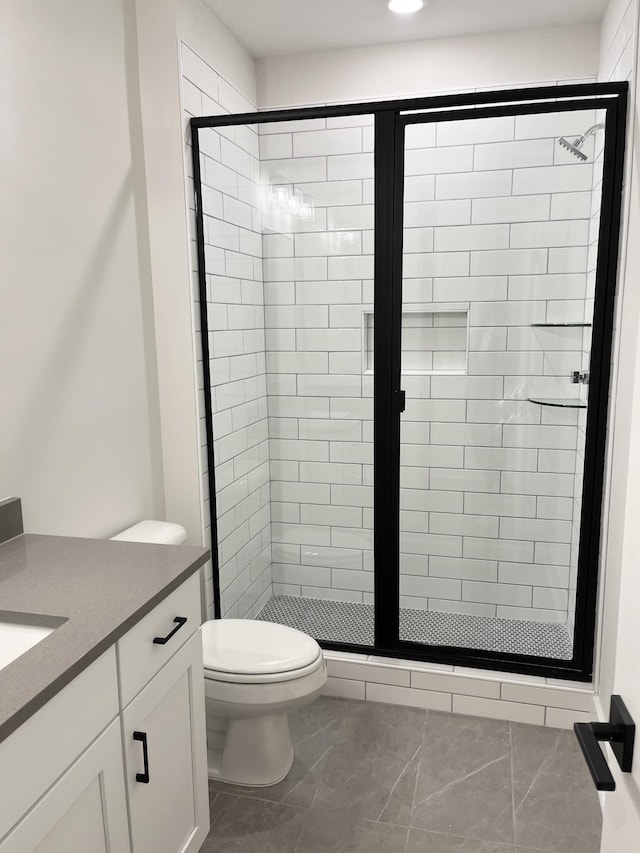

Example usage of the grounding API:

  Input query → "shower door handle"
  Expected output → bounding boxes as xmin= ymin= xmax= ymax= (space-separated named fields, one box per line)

xmin=574 ymin=695 xmax=635 ymax=791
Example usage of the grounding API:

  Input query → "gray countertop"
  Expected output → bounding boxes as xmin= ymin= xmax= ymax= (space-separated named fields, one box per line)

xmin=0 ymin=533 xmax=209 ymax=743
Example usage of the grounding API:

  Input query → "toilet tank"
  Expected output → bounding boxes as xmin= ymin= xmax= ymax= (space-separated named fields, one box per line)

xmin=110 ymin=520 xmax=188 ymax=545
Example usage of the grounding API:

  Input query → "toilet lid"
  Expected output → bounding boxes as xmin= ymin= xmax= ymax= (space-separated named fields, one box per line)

xmin=202 ymin=619 xmax=321 ymax=675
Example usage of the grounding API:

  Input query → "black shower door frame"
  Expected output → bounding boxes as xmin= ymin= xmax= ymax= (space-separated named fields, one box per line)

xmin=191 ymin=81 xmax=627 ymax=682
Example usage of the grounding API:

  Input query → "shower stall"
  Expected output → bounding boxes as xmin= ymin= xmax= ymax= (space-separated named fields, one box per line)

xmin=190 ymin=83 xmax=626 ymax=680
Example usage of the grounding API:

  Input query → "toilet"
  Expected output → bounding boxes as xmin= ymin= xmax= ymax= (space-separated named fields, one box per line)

xmin=111 ymin=520 xmax=327 ymax=787
xmin=202 ymin=618 xmax=326 ymax=786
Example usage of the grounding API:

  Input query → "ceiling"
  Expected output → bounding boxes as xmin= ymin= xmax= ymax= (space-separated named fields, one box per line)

xmin=205 ymin=0 xmax=608 ymax=58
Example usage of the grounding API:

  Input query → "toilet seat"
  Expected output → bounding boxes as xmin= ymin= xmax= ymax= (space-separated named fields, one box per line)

xmin=202 ymin=619 xmax=323 ymax=684
xmin=205 ymin=650 xmax=324 ymax=684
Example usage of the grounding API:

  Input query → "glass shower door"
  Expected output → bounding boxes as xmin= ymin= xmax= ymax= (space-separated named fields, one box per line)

xmin=192 ymin=82 xmax=625 ymax=677
xmin=396 ymin=106 xmax=606 ymax=662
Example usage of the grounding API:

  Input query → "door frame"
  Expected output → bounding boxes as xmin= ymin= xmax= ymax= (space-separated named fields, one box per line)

xmin=190 ymin=81 xmax=628 ymax=681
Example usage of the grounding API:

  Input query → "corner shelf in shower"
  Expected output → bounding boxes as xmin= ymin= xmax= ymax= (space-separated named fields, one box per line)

xmin=528 ymin=397 xmax=587 ymax=409
xmin=530 ymin=323 xmax=592 ymax=328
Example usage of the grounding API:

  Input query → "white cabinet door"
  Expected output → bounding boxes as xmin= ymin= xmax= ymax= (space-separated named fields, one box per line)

xmin=0 ymin=719 xmax=130 ymax=853
xmin=122 ymin=629 xmax=209 ymax=853
xmin=0 ymin=649 xmax=119 ymax=841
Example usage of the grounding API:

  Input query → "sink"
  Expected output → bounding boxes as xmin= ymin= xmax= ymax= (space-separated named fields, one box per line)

xmin=0 ymin=612 xmax=66 ymax=672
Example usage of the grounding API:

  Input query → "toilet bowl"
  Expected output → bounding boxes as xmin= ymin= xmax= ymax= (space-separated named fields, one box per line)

xmin=202 ymin=619 xmax=326 ymax=786
xmin=111 ymin=521 xmax=327 ymax=788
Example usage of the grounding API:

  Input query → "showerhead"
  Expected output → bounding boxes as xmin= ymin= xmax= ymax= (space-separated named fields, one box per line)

xmin=557 ymin=123 xmax=604 ymax=162
xmin=558 ymin=135 xmax=588 ymax=161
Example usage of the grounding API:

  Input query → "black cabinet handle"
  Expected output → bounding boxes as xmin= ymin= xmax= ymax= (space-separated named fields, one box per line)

xmin=153 ymin=616 xmax=187 ymax=645
xmin=574 ymin=695 xmax=635 ymax=791
xmin=133 ymin=731 xmax=150 ymax=783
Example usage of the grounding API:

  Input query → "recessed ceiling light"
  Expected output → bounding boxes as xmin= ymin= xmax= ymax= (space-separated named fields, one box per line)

xmin=388 ymin=0 xmax=424 ymax=13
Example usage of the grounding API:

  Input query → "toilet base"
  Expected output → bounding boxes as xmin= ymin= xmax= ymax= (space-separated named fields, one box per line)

xmin=208 ymin=713 xmax=294 ymax=787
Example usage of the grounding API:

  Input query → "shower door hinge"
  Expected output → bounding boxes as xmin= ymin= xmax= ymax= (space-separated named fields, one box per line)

xmin=394 ymin=389 xmax=406 ymax=413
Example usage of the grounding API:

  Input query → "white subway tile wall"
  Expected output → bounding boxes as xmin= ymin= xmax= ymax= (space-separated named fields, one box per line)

xmin=257 ymin=110 xmax=599 ymax=636
xmin=401 ymin=113 xmax=598 ymax=635
xmin=183 ymin=45 xmax=272 ymax=621
xmin=260 ymin=115 xmax=377 ymax=611
xmin=187 ymin=58 xmax=604 ymax=647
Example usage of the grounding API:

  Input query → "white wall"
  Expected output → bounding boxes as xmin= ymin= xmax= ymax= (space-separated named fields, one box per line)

xmin=594 ymin=0 xmax=639 ymax=708
xmin=0 ymin=0 xmax=257 ymax=551
xmin=133 ymin=0 xmax=257 ymax=545
xmin=595 ymin=6 xmax=640 ymax=845
xmin=0 ymin=0 xmax=163 ymax=536
xmin=178 ymin=0 xmax=256 ymax=103
xmin=257 ymin=24 xmax=600 ymax=108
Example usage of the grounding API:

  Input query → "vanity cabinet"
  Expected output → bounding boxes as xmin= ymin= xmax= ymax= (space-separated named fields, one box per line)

xmin=123 ymin=632 xmax=208 ymax=853
xmin=0 ymin=719 xmax=131 ymax=853
xmin=0 ymin=573 xmax=208 ymax=853
xmin=0 ymin=650 xmax=120 ymax=845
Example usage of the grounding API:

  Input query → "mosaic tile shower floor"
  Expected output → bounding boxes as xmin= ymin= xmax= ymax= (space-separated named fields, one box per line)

xmin=256 ymin=594 xmax=573 ymax=659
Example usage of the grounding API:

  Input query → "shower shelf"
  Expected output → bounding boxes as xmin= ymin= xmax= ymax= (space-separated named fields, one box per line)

xmin=530 ymin=322 xmax=592 ymax=328
xmin=528 ymin=397 xmax=587 ymax=409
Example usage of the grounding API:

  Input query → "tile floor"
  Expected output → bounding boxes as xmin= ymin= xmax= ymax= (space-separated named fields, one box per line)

xmin=202 ymin=696 xmax=601 ymax=852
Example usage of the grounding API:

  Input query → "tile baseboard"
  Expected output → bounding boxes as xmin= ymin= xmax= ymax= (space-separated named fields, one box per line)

xmin=322 ymin=650 xmax=596 ymax=729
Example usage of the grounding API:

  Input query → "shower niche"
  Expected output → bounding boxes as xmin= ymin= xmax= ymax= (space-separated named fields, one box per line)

xmin=364 ymin=306 xmax=469 ymax=374
xmin=191 ymin=82 xmax=627 ymax=681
